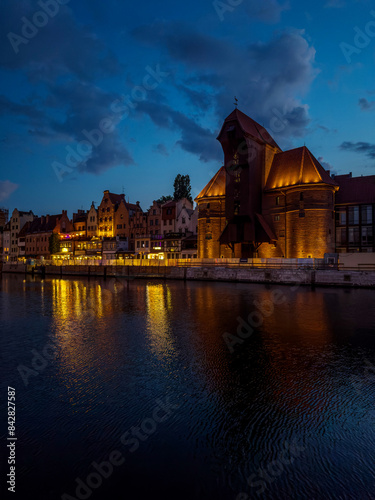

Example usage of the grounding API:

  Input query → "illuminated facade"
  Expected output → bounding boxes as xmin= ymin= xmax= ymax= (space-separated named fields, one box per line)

xmin=196 ymin=109 xmax=338 ymax=259
xmin=25 ymin=211 xmax=73 ymax=259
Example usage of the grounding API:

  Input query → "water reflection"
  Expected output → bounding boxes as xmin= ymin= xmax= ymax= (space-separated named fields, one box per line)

xmin=1 ymin=274 xmax=375 ymax=500
xmin=145 ymin=283 xmax=176 ymax=361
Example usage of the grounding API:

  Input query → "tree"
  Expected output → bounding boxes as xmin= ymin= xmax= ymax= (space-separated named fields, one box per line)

xmin=49 ymin=233 xmax=60 ymax=255
xmin=173 ymin=174 xmax=192 ymax=203
xmin=155 ymin=195 xmax=173 ymax=205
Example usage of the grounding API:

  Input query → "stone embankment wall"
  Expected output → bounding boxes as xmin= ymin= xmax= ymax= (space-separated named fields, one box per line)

xmin=2 ymin=264 xmax=375 ymax=288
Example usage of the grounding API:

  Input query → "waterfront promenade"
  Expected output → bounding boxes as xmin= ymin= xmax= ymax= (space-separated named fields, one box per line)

xmin=2 ymin=258 xmax=375 ymax=288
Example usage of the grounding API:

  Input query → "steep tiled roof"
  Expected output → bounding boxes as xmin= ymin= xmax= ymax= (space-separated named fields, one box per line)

xmin=18 ymin=221 xmax=32 ymax=237
xmin=161 ymin=200 xmax=176 ymax=208
xmin=334 ymin=174 xmax=375 ymax=204
xmin=125 ymin=202 xmax=140 ymax=211
xmin=218 ymin=109 xmax=281 ymax=150
xmin=265 ymin=146 xmax=338 ymax=191
xmin=107 ymin=192 xmax=125 ymax=205
xmin=195 ymin=166 xmax=226 ymax=201
xmin=27 ymin=215 xmax=61 ymax=233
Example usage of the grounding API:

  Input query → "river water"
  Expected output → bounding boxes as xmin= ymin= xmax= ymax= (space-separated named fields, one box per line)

xmin=0 ymin=274 xmax=374 ymax=500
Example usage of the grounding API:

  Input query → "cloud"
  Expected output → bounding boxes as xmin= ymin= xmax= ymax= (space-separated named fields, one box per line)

xmin=243 ymin=0 xmax=290 ymax=23
xmin=0 ymin=180 xmax=19 ymax=202
xmin=153 ymin=143 xmax=169 ymax=156
xmin=133 ymin=22 xmax=318 ymax=145
xmin=137 ymin=100 xmax=221 ymax=162
xmin=324 ymin=0 xmax=346 ymax=7
xmin=0 ymin=1 xmax=122 ymax=82
xmin=0 ymin=1 xmax=133 ymax=175
xmin=341 ymin=141 xmax=375 ymax=159
xmin=1 ymin=82 xmax=134 ymax=174
xmin=318 ymin=156 xmax=338 ymax=175
xmin=358 ymin=98 xmax=375 ymax=111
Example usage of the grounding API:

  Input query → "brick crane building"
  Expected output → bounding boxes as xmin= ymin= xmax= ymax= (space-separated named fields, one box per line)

xmin=196 ymin=108 xmax=338 ymax=259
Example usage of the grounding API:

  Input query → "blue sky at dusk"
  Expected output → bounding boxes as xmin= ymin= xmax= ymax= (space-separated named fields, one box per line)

xmin=0 ymin=0 xmax=374 ymax=216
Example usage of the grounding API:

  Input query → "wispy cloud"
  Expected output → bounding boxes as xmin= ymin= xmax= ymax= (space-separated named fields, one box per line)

xmin=341 ymin=141 xmax=375 ymax=159
xmin=358 ymin=98 xmax=375 ymax=111
xmin=0 ymin=180 xmax=19 ymax=202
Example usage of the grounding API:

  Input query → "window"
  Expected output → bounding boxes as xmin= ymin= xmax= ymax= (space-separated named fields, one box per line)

xmin=207 ymin=203 xmax=210 ymax=209
xmin=299 ymin=212 xmax=305 ymax=218
xmin=150 ymin=220 xmax=154 ymax=226
xmin=362 ymin=227 xmax=373 ymax=245
xmin=153 ymin=209 xmax=156 ymax=215
xmin=167 ymin=208 xmax=172 ymax=215
xmin=145 ymin=241 xmax=149 ymax=248
xmin=150 ymin=230 xmax=153 ymax=235
xmin=155 ymin=219 xmax=159 ymax=225
xmin=348 ymin=227 xmax=360 ymax=245
xmin=117 ymin=224 xmax=122 ymax=229
xmin=336 ymin=227 xmax=347 ymax=245
xmin=182 ymin=218 xmax=186 ymax=224
xmin=107 ymin=207 xmax=110 ymax=212
xmin=336 ymin=210 xmax=346 ymax=226
xmin=361 ymin=205 xmax=373 ymax=225
xmin=137 ymin=241 xmax=140 ymax=248
xmin=348 ymin=206 xmax=359 ymax=225
xmin=300 ymin=193 xmax=304 ymax=202
xmin=274 ymin=215 xmax=280 ymax=221
xmin=276 ymin=196 xmax=280 ymax=206
xmin=169 ymin=220 xmax=172 ymax=225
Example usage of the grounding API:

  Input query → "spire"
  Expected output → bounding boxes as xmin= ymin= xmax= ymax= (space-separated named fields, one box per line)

xmin=234 ymin=96 xmax=238 ymax=108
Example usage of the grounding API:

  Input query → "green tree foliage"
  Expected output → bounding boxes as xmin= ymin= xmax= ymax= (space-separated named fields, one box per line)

xmin=49 ymin=232 xmax=60 ymax=255
xmin=155 ymin=195 xmax=173 ymax=205
xmin=173 ymin=174 xmax=192 ymax=202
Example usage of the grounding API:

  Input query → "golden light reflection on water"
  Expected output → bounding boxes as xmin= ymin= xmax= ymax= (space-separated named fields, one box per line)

xmin=257 ymin=288 xmax=335 ymax=412
xmin=145 ymin=283 xmax=176 ymax=361
xmin=50 ymin=278 xmax=123 ymax=407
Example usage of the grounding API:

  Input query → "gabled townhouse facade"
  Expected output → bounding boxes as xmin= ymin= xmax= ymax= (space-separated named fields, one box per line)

xmin=25 ymin=211 xmax=73 ymax=260
xmin=9 ymin=209 xmax=35 ymax=261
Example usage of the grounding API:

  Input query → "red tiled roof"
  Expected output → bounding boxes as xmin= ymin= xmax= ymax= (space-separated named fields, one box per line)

xmin=265 ymin=146 xmax=338 ymax=191
xmin=18 ymin=221 xmax=32 ymax=237
xmin=107 ymin=192 xmax=125 ymax=205
xmin=162 ymin=200 xmax=176 ymax=208
xmin=27 ymin=215 xmax=61 ymax=234
xmin=334 ymin=174 xmax=375 ymax=204
xmin=195 ymin=166 xmax=226 ymax=201
xmin=125 ymin=202 xmax=140 ymax=211
xmin=218 ymin=108 xmax=281 ymax=150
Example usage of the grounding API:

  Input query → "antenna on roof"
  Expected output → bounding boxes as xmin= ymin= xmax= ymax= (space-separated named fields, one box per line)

xmin=234 ymin=96 xmax=238 ymax=108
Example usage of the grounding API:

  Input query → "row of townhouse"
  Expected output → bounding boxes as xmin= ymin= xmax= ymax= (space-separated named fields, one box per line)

xmin=0 ymin=190 xmax=199 ymax=263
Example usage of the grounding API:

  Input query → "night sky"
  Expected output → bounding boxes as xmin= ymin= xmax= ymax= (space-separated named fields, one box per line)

xmin=1 ymin=0 xmax=374 ymax=216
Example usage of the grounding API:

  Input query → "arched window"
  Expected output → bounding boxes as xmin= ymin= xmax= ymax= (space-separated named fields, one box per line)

xmin=300 ymin=192 xmax=304 ymax=202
